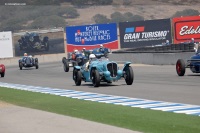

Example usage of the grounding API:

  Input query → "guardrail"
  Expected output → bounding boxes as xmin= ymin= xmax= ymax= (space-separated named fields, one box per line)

xmin=114 ymin=43 xmax=195 ymax=53
xmin=0 ymin=53 xmax=66 ymax=66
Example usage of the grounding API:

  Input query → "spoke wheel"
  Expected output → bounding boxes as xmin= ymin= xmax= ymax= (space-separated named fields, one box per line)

xmin=91 ymin=69 xmax=100 ymax=87
xmin=124 ymin=66 xmax=134 ymax=85
xmin=73 ymin=69 xmax=82 ymax=86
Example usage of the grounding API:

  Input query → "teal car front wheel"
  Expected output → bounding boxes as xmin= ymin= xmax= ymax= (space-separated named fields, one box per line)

xmin=91 ymin=69 xmax=100 ymax=87
xmin=73 ymin=70 xmax=82 ymax=86
xmin=124 ymin=66 xmax=134 ymax=85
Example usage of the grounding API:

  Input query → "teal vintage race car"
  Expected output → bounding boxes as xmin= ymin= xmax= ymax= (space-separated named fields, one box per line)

xmin=73 ymin=57 xmax=134 ymax=87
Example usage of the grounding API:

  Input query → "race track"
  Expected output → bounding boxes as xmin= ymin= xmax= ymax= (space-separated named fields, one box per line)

xmin=1 ymin=62 xmax=200 ymax=105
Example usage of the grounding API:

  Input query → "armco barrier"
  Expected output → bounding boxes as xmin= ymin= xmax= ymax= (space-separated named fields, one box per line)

xmin=0 ymin=52 xmax=195 ymax=66
xmin=115 ymin=43 xmax=195 ymax=53
xmin=109 ymin=52 xmax=194 ymax=65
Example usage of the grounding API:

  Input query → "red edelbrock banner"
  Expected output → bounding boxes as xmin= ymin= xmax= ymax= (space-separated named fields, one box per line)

xmin=173 ymin=16 xmax=200 ymax=44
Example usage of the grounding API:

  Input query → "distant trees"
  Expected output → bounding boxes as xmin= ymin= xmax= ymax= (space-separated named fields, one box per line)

xmin=0 ymin=6 xmax=79 ymax=31
xmin=123 ymin=0 xmax=132 ymax=6
xmin=92 ymin=14 xmax=110 ymax=24
xmin=57 ymin=7 xmax=79 ymax=18
xmin=92 ymin=12 xmax=144 ymax=24
xmin=171 ymin=9 xmax=200 ymax=18
xmin=71 ymin=0 xmax=113 ymax=5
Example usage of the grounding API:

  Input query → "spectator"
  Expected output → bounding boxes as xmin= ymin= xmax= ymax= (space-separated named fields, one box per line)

xmin=194 ymin=42 xmax=200 ymax=53
xmin=165 ymin=40 xmax=170 ymax=45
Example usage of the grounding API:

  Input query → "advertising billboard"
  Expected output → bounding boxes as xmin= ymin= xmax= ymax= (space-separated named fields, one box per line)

xmin=14 ymin=31 xmax=65 ymax=57
xmin=0 ymin=31 xmax=13 ymax=58
xmin=66 ymin=23 xmax=118 ymax=52
xmin=173 ymin=16 xmax=200 ymax=44
xmin=119 ymin=19 xmax=172 ymax=48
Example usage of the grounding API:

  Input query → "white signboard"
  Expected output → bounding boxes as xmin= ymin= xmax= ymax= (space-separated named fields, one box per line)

xmin=0 ymin=31 xmax=13 ymax=58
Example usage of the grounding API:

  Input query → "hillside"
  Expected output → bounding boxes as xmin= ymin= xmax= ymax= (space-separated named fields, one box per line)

xmin=66 ymin=4 xmax=200 ymax=25
xmin=0 ymin=0 xmax=200 ymax=31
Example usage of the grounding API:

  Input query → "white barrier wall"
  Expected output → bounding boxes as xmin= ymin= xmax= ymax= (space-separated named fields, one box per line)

xmin=0 ymin=53 xmax=66 ymax=66
xmin=0 ymin=52 xmax=194 ymax=66
xmin=0 ymin=31 xmax=13 ymax=58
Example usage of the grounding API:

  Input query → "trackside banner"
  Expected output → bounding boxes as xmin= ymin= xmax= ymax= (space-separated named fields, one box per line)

xmin=0 ymin=31 xmax=13 ymax=58
xmin=119 ymin=19 xmax=172 ymax=48
xmin=173 ymin=16 xmax=200 ymax=44
xmin=66 ymin=23 xmax=118 ymax=52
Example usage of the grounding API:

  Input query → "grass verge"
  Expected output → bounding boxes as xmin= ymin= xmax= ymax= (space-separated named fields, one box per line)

xmin=0 ymin=87 xmax=200 ymax=133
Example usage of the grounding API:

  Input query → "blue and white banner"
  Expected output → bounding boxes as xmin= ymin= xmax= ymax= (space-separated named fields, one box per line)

xmin=66 ymin=23 xmax=118 ymax=52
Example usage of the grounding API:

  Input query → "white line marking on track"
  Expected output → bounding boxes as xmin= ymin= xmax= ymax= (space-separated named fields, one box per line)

xmin=0 ymin=82 xmax=200 ymax=117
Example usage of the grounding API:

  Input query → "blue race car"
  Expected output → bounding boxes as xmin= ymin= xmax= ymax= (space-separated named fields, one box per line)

xmin=62 ymin=50 xmax=87 ymax=72
xmin=19 ymin=56 xmax=39 ymax=70
xmin=176 ymin=53 xmax=200 ymax=76
xmin=92 ymin=47 xmax=111 ymax=58
xmin=73 ymin=56 xmax=134 ymax=87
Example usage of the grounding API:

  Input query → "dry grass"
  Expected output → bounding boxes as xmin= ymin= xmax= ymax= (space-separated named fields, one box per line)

xmin=65 ymin=1 xmax=200 ymax=25
xmin=0 ymin=101 xmax=12 ymax=108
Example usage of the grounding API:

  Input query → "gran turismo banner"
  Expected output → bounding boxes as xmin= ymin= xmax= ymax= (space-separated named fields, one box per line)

xmin=173 ymin=16 xmax=200 ymax=44
xmin=119 ymin=19 xmax=172 ymax=48
xmin=66 ymin=23 xmax=118 ymax=52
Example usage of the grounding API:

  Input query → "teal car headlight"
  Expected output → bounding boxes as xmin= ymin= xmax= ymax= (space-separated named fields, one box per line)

xmin=117 ymin=70 xmax=123 ymax=76
xmin=104 ymin=71 xmax=110 ymax=77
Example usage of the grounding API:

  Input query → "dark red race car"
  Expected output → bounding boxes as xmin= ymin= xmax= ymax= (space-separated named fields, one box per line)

xmin=0 ymin=64 xmax=5 ymax=77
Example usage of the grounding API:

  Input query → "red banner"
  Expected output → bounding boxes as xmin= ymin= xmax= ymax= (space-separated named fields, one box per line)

xmin=173 ymin=16 xmax=200 ymax=44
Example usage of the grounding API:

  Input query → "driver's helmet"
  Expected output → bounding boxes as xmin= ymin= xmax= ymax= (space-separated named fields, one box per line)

xmin=29 ymin=55 xmax=32 ymax=58
xmin=191 ymin=38 xmax=195 ymax=43
xmin=24 ymin=53 xmax=28 ymax=56
xmin=100 ymin=44 xmax=103 ymax=48
xmin=83 ymin=48 xmax=86 ymax=51
xmin=89 ymin=54 xmax=96 ymax=59
xmin=74 ymin=49 xmax=78 ymax=54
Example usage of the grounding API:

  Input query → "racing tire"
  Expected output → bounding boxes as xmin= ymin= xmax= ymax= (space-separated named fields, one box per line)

xmin=91 ymin=69 xmax=100 ymax=87
xmin=124 ymin=66 xmax=134 ymax=85
xmin=63 ymin=60 xmax=69 ymax=72
xmin=1 ymin=72 xmax=5 ymax=77
xmin=104 ymin=51 xmax=109 ymax=58
xmin=73 ymin=62 xmax=78 ymax=67
xmin=35 ymin=58 xmax=38 ymax=63
xmin=107 ymin=81 xmax=112 ymax=84
xmin=19 ymin=62 xmax=23 ymax=70
xmin=35 ymin=62 xmax=39 ymax=69
xmin=62 ymin=57 xmax=67 ymax=63
xmin=73 ymin=69 xmax=82 ymax=86
xmin=176 ymin=59 xmax=185 ymax=76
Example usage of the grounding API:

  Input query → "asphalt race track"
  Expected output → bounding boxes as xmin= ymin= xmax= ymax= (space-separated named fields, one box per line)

xmin=1 ymin=62 xmax=200 ymax=106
